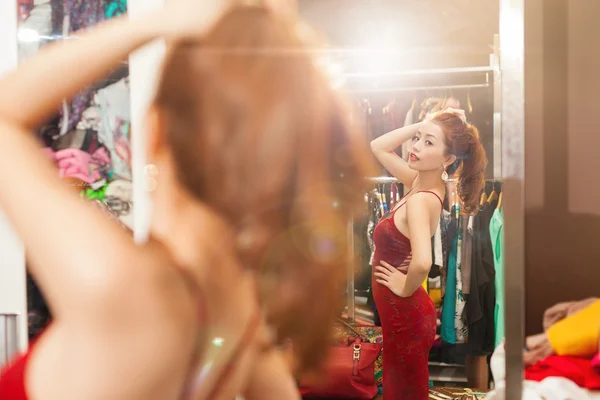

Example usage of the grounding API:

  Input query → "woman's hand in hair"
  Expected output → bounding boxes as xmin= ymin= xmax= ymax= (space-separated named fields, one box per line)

xmin=263 ymin=0 xmax=298 ymax=15
xmin=374 ymin=261 xmax=410 ymax=298
xmin=442 ymin=107 xmax=467 ymax=123
xmin=162 ymin=0 xmax=228 ymax=39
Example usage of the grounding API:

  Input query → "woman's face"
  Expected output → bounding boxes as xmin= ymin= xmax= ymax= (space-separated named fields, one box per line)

xmin=407 ymin=121 xmax=451 ymax=172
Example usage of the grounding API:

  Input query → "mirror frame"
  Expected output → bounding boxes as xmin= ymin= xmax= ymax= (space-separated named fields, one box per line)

xmin=499 ymin=0 xmax=525 ymax=397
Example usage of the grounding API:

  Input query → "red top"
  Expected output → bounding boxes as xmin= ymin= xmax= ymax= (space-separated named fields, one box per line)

xmin=0 ymin=273 xmax=261 ymax=400
xmin=0 ymin=341 xmax=33 ymax=399
xmin=371 ymin=190 xmax=443 ymax=274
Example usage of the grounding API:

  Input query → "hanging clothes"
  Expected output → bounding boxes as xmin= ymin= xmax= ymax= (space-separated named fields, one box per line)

xmin=454 ymin=211 xmax=468 ymax=344
xmin=489 ymin=207 xmax=505 ymax=347
xmin=104 ymin=0 xmax=127 ymax=18
xmin=95 ymin=78 xmax=132 ymax=181
xmin=461 ymin=215 xmax=473 ymax=295
xmin=466 ymin=201 xmax=497 ymax=355
xmin=441 ymin=205 xmax=459 ymax=344
xmin=439 ymin=209 xmax=452 ymax=298
xmin=60 ymin=0 xmax=106 ymax=133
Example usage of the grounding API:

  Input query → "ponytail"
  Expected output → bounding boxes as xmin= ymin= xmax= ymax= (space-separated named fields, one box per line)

xmin=456 ymin=124 xmax=487 ymax=214
xmin=431 ymin=112 xmax=488 ymax=214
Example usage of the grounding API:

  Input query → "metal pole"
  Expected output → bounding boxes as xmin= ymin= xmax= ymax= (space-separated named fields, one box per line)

xmin=347 ymin=83 xmax=490 ymax=95
xmin=346 ymin=217 xmax=355 ymax=323
xmin=499 ymin=0 xmax=525 ymax=398
xmin=343 ymin=65 xmax=495 ymax=79
xmin=0 ymin=313 xmax=20 ymax=371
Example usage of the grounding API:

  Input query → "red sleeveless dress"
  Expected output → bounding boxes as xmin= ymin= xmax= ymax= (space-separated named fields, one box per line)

xmin=0 ymin=272 xmax=261 ymax=400
xmin=371 ymin=190 xmax=441 ymax=400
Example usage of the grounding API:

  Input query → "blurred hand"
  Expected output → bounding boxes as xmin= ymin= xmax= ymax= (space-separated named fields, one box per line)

xmin=162 ymin=0 xmax=298 ymax=40
xmin=162 ymin=0 xmax=228 ymax=40
xmin=445 ymin=96 xmax=461 ymax=109
xmin=542 ymin=301 xmax=573 ymax=331
xmin=262 ymin=0 xmax=298 ymax=15
xmin=523 ymin=333 xmax=554 ymax=367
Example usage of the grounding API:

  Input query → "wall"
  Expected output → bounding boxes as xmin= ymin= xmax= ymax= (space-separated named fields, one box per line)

xmin=524 ymin=0 xmax=600 ymax=335
xmin=0 ymin=0 xmax=28 ymax=351
xmin=299 ymin=0 xmax=499 ymax=70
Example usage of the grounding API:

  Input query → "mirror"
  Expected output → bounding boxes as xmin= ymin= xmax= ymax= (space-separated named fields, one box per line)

xmin=3 ymin=1 xmax=543 ymax=399
xmin=16 ymin=0 xmax=133 ymax=341
xmin=298 ymin=0 xmax=506 ymax=396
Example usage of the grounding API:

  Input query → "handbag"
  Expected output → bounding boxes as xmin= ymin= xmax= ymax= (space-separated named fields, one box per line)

xmin=299 ymin=318 xmax=382 ymax=399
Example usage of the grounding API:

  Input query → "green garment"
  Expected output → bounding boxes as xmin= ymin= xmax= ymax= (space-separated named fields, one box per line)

xmin=489 ymin=208 xmax=504 ymax=348
xmin=82 ymin=184 xmax=108 ymax=201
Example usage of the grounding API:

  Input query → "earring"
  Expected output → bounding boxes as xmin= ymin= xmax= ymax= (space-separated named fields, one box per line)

xmin=441 ymin=167 xmax=449 ymax=182
xmin=145 ymin=163 xmax=159 ymax=192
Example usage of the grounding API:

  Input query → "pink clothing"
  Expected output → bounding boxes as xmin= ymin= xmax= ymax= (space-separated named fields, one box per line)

xmin=42 ymin=147 xmax=111 ymax=183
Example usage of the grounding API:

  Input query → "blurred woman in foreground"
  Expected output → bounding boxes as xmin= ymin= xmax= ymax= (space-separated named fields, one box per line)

xmin=0 ymin=1 xmax=372 ymax=399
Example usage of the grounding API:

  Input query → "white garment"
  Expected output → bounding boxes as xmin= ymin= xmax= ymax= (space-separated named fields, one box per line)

xmin=18 ymin=4 xmax=52 ymax=61
xmin=77 ymin=106 xmax=102 ymax=132
xmin=487 ymin=379 xmax=592 ymax=400
xmin=95 ymin=78 xmax=132 ymax=180
xmin=433 ymin=220 xmax=443 ymax=266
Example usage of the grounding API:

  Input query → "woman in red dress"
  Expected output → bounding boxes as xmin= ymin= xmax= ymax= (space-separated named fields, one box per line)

xmin=0 ymin=2 xmax=372 ymax=400
xmin=370 ymin=108 xmax=487 ymax=399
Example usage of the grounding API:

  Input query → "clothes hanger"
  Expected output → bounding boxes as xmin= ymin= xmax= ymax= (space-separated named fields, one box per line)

xmin=382 ymin=192 xmax=389 ymax=212
xmin=487 ymin=182 xmax=498 ymax=204
xmin=408 ymin=94 xmax=417 ymax=114
xmin=466 ymin=90 xmax=473 ymax=113
xmin=376 ymin=191 xmax=385 ymax=216
xmin=480 ymin=191 xmax=488 ymax=206
xmin=430 ymin=93 xmax=445 ymax=113
xmin=497 ymin=191 xmax=503 ymax=210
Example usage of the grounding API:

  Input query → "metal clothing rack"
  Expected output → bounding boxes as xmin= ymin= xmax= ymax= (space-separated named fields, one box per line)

xmin=342 ymin=65 xmax=494 ymax=79
xmin=348 ymin=82 xmax=489 ymax=94
xmin=343 ymin=65 xmax=493 ymax=97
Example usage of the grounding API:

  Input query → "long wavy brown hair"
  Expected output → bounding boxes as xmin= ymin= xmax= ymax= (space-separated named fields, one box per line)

xmin=153 ymin=6 xmax=374 ymax=371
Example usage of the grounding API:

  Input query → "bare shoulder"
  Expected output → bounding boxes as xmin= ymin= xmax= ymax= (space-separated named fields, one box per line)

xmin=26 ymin=244 xmax=199 ymax=400
xmin=406 ymin=191 xmax=443 ymax=214
xmin=128 ymin=240 xmax=198 ymax=325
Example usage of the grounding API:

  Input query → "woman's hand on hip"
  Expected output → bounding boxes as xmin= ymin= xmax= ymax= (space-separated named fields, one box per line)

xmin=374 ymin=261 xmax=410 ymax=298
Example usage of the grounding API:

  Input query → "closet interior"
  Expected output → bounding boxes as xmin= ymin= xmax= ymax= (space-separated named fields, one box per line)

xmin=338 ymin=55 xmax=504 ymax=392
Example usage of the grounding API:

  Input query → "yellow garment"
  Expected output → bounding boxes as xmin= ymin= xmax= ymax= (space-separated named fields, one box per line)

xmin=422 ymin=277 xmax=428 ymax=291
xmin=547 ymin=300 xmax=600 ymax=357
xmin=429 ymin=288 xmax=442 ymax=308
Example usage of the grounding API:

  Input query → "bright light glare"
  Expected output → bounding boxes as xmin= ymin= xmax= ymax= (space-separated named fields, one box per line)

xmin=499 ymin=7 xmax=524 ymax=60
xmin=18 ymin=28 xmax=40 ymax=43
xmin=317 ymin=56 xmax=346 ymax=89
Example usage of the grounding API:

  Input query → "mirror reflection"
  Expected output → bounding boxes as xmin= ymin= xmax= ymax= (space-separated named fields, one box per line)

xmin=16 ymin=0 xmax=133 ymax=342
xmin=2 ymin=1 xmax=557 ymax=400
xmin=299 ymin=1 xmax=505 ymax=398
